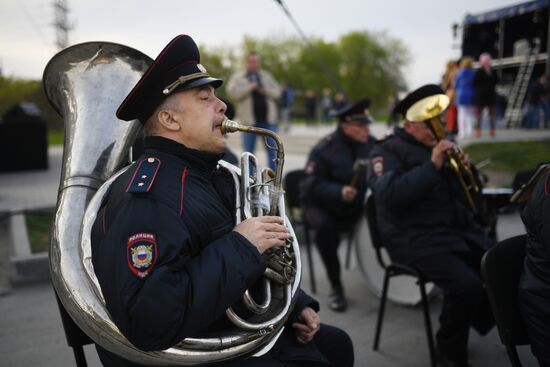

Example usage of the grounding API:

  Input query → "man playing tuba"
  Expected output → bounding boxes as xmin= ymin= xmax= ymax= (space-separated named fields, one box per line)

xmin=367 ymin=84 xmax=494 ymax=367
xmin=91 ymin=35 xmax=353 ymax=367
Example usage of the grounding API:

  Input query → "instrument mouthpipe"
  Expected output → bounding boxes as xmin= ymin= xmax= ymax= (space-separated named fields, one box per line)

xmin=220 ymin=117 xmax=285 ymax=192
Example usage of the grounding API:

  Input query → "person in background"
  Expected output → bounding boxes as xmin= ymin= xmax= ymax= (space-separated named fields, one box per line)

xmin=304 ymin=89 xmax=317 ymax=125
xmin=473 ymin=53 xmax=499 ymax=137
xmin=333 ymin=91 xmax=348 ymax=112
xmin=386 ymin=90 xmax=400 ymax=132
xmin=280 ymin=82 xmax=295 ymax=133
xmin=92 ymin=34 xmax=354 ymax=367
xmin=368 ymin=84 xmax=494 ymax=367
xmin=441 ymin=60 xmax=459 ymax=137
xmin=454 ymin=56 xmax=476 ymax=139
xmin=523 ymin=73 xmax=549 ymax=129
xmin=227 ymin=51 xmax=281 ymax=170
xmin=321 ymin=88 xmax=333 ymax=123
xmin=300 ymin=98 xmax=376 ymax=312
xmin=518 ymin=164 xmax=550 ymax=367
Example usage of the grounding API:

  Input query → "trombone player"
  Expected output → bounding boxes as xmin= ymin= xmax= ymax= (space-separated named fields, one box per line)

xmin=367 ymin=84 xmax=494 ymax=367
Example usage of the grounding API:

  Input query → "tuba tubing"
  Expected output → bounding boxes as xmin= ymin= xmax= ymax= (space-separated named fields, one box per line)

xmin=219 ymin=117 xmax=301 ymax=336
xmin=46 ymin=43 xmax=300 ymax=366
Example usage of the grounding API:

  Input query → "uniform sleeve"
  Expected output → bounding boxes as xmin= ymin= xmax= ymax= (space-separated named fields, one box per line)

xmin=300 ymin=150 xmax=343 ymax=206
xmin=367 ymin=145 xmax=441 ymax=210
xmin=226 ymin=72 xmax=251 ymax=102
xmin=103 ymin=198 xmax=266 ymax=351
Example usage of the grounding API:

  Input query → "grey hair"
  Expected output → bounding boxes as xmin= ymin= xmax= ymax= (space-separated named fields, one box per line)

xmin=143 ymin=94 xmax=183 ymax=136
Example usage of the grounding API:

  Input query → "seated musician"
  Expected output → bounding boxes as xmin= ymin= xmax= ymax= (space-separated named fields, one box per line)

xmin=91 ymin=35 xmax=353 ymax=367
xmin=367 ymin=84 xmax=494 ymax=367
xmin=517 ymin=163 xmax=550 ymax=367
xmin=300 ymin=98 xmax=376 ymax=312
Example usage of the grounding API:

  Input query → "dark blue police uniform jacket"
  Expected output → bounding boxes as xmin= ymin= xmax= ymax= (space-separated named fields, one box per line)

xmin=518 ymin=166 xmax=550 ymax=365
xmin=91 ymin=136 xmax=325 ymax=366
xmin=300 ymin=128 xmax=376 ymax=220
xmin=367 ymin=127 xmax=492 ymax=264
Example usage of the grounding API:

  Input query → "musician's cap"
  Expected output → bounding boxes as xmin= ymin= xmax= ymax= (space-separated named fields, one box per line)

xmin=116 ymin=34 xmax=223 ymax=122
xmin=334 ymin=98 xmax=372 ymax=124
xmin=393 ymin=84 xmax=448 ymax=120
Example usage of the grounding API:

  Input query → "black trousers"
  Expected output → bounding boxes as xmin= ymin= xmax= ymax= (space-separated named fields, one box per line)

xmin=304 ymin=206 xmax=352 ymax=292
xmin=413 ymin=250 xmax=494 ymax=363
xmin=96 ymin=323 xmax=354 ymax=367
xmin=518 ymin=288 xmax=550 ymax=367
xmin=224 ymin=323 xmax=354 ymax=366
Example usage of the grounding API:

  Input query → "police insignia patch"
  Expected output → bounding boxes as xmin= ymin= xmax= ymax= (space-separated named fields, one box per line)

xmin=127 ymin=233 xmax=158 ymax=278
xmin=372 ymin=157 xmax=384 ymax=177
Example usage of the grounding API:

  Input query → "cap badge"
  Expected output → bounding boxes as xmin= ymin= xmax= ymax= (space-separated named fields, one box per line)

xmin=163 ymin=70 xmax=211 ymax=95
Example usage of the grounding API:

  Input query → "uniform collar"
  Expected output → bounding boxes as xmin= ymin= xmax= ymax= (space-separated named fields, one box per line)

xmin=143 ymin=136 xmax=222 ymax=172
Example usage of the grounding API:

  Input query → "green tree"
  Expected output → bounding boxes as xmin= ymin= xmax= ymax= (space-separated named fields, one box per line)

xmin=210 ymin=31 xmax=409 ymax=116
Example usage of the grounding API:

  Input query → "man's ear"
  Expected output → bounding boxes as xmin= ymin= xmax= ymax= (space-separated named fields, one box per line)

xmin=157 ymin=109 xmax=181 ymax=132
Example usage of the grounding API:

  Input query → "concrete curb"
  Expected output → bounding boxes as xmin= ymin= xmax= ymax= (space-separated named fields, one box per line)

xmin=11 ymin=252 xmax=50 ymax=285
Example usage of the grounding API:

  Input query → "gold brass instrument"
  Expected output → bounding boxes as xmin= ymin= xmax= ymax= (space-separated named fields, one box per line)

xmin=45 ymin=42 xmax=300 ymax=366
xmin=406 ymin=94 xmax=480 ymax=210
xmin=510 ymin=163 xmax=550 ymax=203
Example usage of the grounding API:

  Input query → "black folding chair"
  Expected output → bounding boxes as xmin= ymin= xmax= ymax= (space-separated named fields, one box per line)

xmin=283 ymin=169 xmax=355 ymax=294
xmin=481 ymin=234 xmax=530 ymax=367
xmin=56 ymin=293 xmax=93 ymax=367
xmin=366 ymin=195 xmax=436 ymax=367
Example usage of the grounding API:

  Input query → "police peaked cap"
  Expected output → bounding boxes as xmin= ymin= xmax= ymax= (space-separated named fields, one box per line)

xmin=334 ymin=98 xmax=372 ymax=124
xmin=393 ymin=84 xmax=446 ymax=117
xmin=117 ymin=35 xmax=223 ymax=122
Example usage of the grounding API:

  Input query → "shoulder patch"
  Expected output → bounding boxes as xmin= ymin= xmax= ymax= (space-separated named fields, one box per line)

xmin=126 ymin=157 xmax=161 ymax=193
xmin=372 ymin=156 xmax=384 ymax=177
xmin=127 ymin=233 xmax=158 ymax=278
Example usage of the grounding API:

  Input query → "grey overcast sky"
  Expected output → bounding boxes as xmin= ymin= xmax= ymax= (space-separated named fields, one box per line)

xmin=0 ymin=0 xmax=522 ymax=91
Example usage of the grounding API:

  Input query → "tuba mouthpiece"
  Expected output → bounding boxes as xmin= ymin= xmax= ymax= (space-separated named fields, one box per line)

xmin=220 ymin=117 xmax=241 ymax=134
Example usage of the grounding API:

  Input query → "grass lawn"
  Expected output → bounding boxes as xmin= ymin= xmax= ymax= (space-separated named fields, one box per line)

xmin=467 ymin=139 xmax=550 ymax=176
xmin=25 ymin=209 xmax=54 ymax=253
xmin=48 ymin=130 xmax=64 ymax=145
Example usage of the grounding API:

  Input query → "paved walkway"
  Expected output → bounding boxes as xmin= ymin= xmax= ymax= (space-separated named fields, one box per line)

xmin=1 ymin=124 xmax=548 ymax=366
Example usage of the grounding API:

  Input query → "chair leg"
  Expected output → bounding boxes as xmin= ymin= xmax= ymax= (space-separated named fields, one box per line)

xmin=419 ymin=281 xmax=437 ymax=367
xmin=373 ymin=269 xmax=391 ymax=350
xmin=72 ymin=345 xmax=88 ymax=367
xmin=506 ymin=345 xmax=523 ymax=367
xmin=345 ymin=231 xmax=353 ymax=269
xmin=303 ymin=224 xmax=316 ymax=294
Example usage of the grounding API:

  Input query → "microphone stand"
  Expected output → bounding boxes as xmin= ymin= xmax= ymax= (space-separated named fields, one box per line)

xmin=274 ymin=0 xmax=347 ymax=99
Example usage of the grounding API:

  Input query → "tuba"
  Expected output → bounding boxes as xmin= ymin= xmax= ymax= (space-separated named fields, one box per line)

xmin=406 ymin=94 xmax=480 ymax=210
xmin=45 ymin=42 xmax=300 ymax=365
